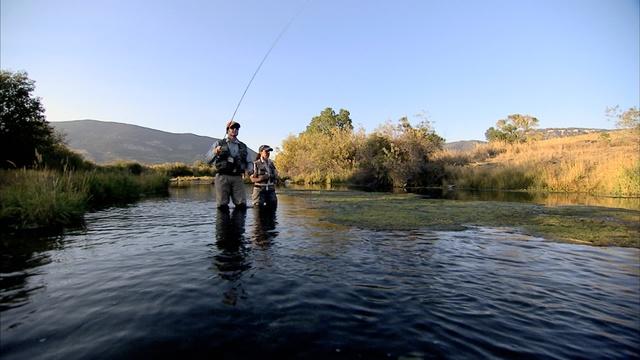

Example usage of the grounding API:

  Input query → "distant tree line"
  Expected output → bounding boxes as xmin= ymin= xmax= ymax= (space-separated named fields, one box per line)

xmin=484 ymin=114 xmax=540 ymax=144
xmin=484 ymin=106 xmax=639 ymax=145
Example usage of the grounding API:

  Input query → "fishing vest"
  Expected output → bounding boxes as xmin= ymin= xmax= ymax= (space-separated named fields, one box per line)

xmin=253 ymin=159 xmax=277 ymax=186
xmin=214 ymin=139 xmax=248 ymax=175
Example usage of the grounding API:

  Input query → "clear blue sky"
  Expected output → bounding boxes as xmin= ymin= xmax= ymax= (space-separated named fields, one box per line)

xmin=2 ymin=0 xmax=639 ymax=152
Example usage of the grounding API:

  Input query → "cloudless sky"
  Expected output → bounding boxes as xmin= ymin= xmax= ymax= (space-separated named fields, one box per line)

xmin=2 ymin=0 xmax=639 ymax=153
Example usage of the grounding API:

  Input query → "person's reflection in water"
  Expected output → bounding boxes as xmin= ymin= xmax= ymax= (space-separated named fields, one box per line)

xmin=214 ymin=206 xmax=248 ymax=305
xmin=253 ymin=207 xmax=278 ymax=249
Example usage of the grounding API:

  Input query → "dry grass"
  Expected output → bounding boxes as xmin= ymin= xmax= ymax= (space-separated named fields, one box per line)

xmin=439 ymin=130 xmax=640 ymax=196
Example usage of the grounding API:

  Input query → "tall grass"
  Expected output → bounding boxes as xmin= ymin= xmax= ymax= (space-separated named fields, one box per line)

xmin=440 ymin=130 xmax=640 ymax=196
xmin=84 ymin=170 xmax=169 ymax=206
xmin=0 ymin=169 xmax=88 ymax=230
xmin=0 ymin=167 xmax=170 ymax=231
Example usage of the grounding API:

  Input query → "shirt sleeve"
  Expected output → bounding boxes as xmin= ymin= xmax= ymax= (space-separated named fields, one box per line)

xmin=246 ymin=153 xmax=254 ymax=174
xmin=205 ymin=140 xmax=222 ymax=165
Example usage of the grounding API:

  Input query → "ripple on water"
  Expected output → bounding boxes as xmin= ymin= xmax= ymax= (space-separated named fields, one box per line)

xmin=1 ymin=192 xmax=639 ymax=359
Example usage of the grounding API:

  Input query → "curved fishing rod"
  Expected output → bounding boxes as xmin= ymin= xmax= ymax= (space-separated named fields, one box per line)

xmin=228 ymin=1 xmax=310 ymax=124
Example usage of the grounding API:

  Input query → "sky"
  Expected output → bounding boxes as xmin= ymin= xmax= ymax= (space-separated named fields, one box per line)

xmin=2 ymin=0 xmax=639 ymax=153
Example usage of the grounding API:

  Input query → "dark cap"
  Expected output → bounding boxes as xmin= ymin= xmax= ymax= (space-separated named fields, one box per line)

xmin=259 ymin=145 xmax=273 ymax=152
xmin=226 ymin=120 xmax=240 ymax=130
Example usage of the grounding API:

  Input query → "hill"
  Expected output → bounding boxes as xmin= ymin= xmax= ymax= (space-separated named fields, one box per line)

xmin=443 ymin=129 xmax=609 ymax=152
xmin=51 ymin=120 xmax=257 ymax=164
xmin=533 ymin=127 xmax=608 ymax=139
xmin=444 ymin=140 xmax=486 ymax=152
xmin=439 ymin=129 xmax=639 ymax=196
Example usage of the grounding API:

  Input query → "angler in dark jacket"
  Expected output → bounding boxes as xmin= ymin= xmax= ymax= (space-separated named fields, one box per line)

xmin=206 ymin=120 xmax=253 ymax=208
xmin=250 ymin=145 xmax=278 ymax=208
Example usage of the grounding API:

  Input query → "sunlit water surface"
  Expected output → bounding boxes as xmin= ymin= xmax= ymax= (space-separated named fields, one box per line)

xmin=1 ymin=186 xmax=639 ymax=359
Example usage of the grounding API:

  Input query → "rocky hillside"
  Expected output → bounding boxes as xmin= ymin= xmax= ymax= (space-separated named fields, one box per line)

xmin=533 ymin=127 xmax=608 ymax=139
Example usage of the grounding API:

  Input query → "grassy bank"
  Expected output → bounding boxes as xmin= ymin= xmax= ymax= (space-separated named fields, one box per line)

xmin=0 ymin=168 xmax=169 ymax=231
xmin=292 ymin=190 xmax=640 ymax=248
xmin=440 ymin=130 xmax=640 ymax=196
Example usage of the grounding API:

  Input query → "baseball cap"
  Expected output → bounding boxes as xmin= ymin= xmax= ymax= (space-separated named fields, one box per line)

xmin=226 ymin=120 xmax=241 ymax=130
xmin=259 ymin=145 xmax=273 ymax=152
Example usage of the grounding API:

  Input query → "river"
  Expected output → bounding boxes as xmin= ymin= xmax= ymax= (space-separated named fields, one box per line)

xmin=1 ymin=185 xmax=639 ymax=359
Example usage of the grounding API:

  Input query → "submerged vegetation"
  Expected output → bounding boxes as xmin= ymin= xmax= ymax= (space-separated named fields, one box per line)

xmin=292 ymin=190 xmax=640 ymax=248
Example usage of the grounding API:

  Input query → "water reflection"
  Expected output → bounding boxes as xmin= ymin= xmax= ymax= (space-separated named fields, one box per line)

xmin=400 ymin=187 xmax=638 ymax=210
xmin=1 ymin=189 xmax=638 ymax=359
xmin=169 ymin=184 xmax=216 ymax=201
xmin=213 ymin=207 xmax=249 ymax=305
xmin=252 ymin=207 xmax=278 ymax=249
xmin=0 ymin=234 xmax=67 ymax=311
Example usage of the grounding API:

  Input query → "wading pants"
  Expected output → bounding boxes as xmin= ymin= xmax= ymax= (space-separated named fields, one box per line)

xmin=215 ymin=174 xmax=246 ymax=207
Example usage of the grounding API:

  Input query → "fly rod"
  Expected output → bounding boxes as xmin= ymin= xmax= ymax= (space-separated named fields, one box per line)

xmin=229 ymin=1 xmax=309 ymax=123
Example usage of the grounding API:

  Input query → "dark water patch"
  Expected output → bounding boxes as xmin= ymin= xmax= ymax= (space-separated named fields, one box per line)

xmin=1 ymin=186 xmax=638 ymax=359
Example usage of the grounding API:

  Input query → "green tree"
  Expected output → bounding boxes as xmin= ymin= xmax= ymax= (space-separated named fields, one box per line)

xmin=351 ymin=134 xmax=394 ymax=189
xmin=485 ymin=114 xmax=539 ymax=143
xmin=305 ymin=107 xmax=353 ymax=135
xmin=0 ymin=70 xmax=60 ymax=168
xmin=370 ymin=116 xmax=445 ymax=187
xmin=277 ymin=126 xmax=362 ymax=184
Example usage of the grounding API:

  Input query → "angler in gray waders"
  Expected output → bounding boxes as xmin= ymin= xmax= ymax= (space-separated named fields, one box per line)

xmin=250 ymin=145 xmax=278 ymax=208
xmin=206 ymin=121 xmax=254 ymax=209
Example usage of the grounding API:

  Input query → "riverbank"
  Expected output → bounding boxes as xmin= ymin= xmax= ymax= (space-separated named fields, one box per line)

xmin=0 ymin=168 xmax=169 ymax=231
xmin=292 ymin=190 xmax=640 ymax=248
xmin=169 ymin=176 xmax=214 ymax=185
xmin=439 ymin=129 xmax=640 ymax=196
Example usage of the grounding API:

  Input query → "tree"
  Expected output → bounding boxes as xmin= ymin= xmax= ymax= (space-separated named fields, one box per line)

xmin=369 ymin=116 xmax=445 ymax=188
xmin=276 ymin=107 xmax=361 ymax=183
xmin=305 ymin=107 xmax=353 ymax=135
xmin=606 ymin=105 xmax=640 ymax=131
xmin=0 ymin=70 xmax=60 ymax=168
xmin=485 ymin=114 xmax=539 ymax=143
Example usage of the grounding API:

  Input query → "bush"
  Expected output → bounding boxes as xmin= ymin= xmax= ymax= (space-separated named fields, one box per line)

xmin=41 ymin=144 xmax=94 ymax=171
xmin=447 ymin=165 xmax=536 ymax=190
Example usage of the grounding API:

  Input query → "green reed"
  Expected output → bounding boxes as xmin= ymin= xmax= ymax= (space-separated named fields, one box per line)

xmin=0 ymin=168 xmax=170 ymax=231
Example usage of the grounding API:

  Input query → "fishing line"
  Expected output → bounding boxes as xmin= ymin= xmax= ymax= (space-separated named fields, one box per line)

xmin=229 ymin=0 xmax=310 ymax=122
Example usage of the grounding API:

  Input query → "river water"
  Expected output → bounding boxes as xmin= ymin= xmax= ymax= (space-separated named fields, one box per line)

xmin=1 ymin=186 xmax=639 ymax=359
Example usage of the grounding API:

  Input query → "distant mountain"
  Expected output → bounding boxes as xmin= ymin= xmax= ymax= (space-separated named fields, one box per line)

xmin=444 ymin=140 xmax=486 ymax=152
xmin=51 ymin=120 xmax=257 ymax=164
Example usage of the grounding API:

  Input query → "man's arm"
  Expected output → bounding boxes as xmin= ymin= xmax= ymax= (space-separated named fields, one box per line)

xmin=205 ymin=140 xmax=223 ymax=165
xmin=245 ymin=151 xmax=254 ymax=175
